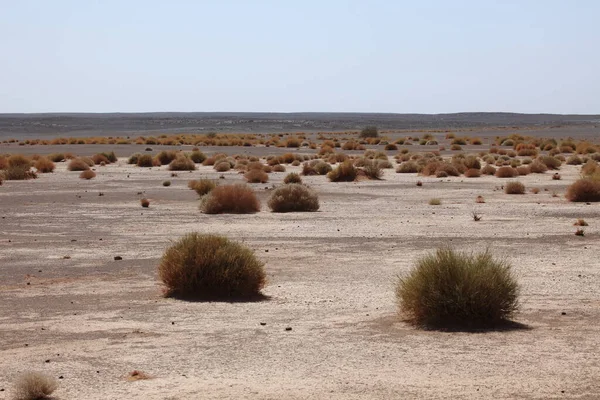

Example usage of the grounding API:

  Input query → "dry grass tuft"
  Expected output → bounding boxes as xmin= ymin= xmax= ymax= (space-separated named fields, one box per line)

xmin=79 ymin=169 xmax=96 ymax=180
xmin=566 ymin=179 xmax=600 ymax=202
xmin=362 ymin=159 xmax=383 ymax=180
xmin=136 ymin=154 xmax=154 ymax=167
xmin=396 ymin=247 xmax=519 ymax=329
xmin=244 ymin=169 xmax=269 ymax=183
xmin=495 ymin=166 xmax=518 ymax=178
xmin=283 ymin=172 xmax=302 ymax=184
xmin=8 ymin=154 xmax=31 ymax=169
xmin=12 ymin=371 xmax=58 ymax=400
xmin=268 ymin=184 xmax=319 ymax=212
xmin=158 ymin=233 xmax=266 ymax=299
xmin=169 ymin=155 xmax=196 ymax=171
xmin=68 ymin=158 xmax=91 ymax=171
xmin=34 ymin=157 xmax=56 ymax=173
xmin=429 ymin=198 xmax=441 ymax=205
xmin=188 ymin=179 xmax=216 ymax=196
xmin=464 ymin=168 xmax=481 ymax=178
xmin=327 ymin=160 xmax=357 ymax=182
xmin=574 ymin=218 xmax=588 ymax=226
xmin=505 ymin=181 xmax=525 ymax=194
xmin=201 ymin=184 xmax=260 ymax=214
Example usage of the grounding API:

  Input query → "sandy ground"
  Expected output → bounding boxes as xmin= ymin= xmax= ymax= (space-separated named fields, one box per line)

xmin=1 ymin=153 xmax=599 ymax=399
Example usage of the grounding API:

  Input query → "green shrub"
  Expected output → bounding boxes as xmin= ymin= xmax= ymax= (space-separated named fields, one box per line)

xmin=396 ymin=247 xmax=519 ymax=328
xmin=201 ymin=184 xmax=260 ymax=214
xmin=267 ymin=184 xmax=319 ymax=212
xmin=158 ymin=233 xmax=266 ymax=299
xmin=327 ymin=160 xmax=357 ymax=182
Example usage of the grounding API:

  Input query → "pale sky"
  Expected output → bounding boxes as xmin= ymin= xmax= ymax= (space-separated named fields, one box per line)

xmin=1 ymin=0 xmax=598 ymax=114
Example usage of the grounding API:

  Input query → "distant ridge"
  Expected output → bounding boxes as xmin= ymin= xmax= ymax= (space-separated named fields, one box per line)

xmin=0 ymin=112 xmax=598 ymax=137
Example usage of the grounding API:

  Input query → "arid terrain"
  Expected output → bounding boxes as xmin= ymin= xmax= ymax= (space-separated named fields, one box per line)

xmin=1 ymin=116 xmax=599 ymax=399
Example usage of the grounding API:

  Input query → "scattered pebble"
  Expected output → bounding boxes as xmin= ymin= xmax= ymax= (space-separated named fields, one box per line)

xmin=114 ymin=256 xmax=123 ymax=261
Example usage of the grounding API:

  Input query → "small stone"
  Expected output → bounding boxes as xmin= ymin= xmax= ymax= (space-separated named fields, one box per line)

xmin=171 ymin=321 xmax=175 ymax=325
xmin=45 ymin=359 xmax=50 ymax=363
xmin=561 ymin=312 xmax=567 ymax=316
xmin=265 ymin=249 xmax=268 ymax=252
xmin=260 ymin=322 xmax=266 ymax=326
xmin=59 ymin=376 xmax=64 ymax=379
xmin=285 ymin=327 xmax=292 ymax=331
xmin=114 ymin=256 xmax=123 ymax=261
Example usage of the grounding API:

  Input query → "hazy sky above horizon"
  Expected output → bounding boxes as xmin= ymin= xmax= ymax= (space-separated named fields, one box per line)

xmin=1 ymin=1 xmax=599 ymax=114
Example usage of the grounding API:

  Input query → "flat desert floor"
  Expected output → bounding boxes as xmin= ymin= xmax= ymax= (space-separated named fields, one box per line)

xmin=1 ymin=149 xmax=599 ymax=399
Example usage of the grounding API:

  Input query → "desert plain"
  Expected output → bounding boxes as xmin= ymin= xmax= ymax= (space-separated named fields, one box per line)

xmin=0 ymin=114 xmax=599 ymax=399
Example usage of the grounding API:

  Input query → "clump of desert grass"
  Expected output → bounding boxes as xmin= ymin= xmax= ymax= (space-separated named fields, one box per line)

xmin=68 ymin=158 xmax=91 ymax=171
xmin=201 ymin=184 xmax=260 ymax=214
xmin=158 ymin=233 xmax=266 ymax=299
xmin=464 ymin=168 xmax=481 ymax=178
xmin=169 ymin=155 xmax=196 ymax=171
xmin=156 ymin=150 xmax=178 ymax=165
xmin=244 ymin=169 xmax=269 ymax=183
xmin=396 ymin=161 xmax=419 ymax=173
xmin=188 ymin=179 xmax=216 ymax=196
xmin=495 ymin=166 xmax=518 ymax=178
xmin=505 ymin=181 xmax=525 ymax=194
xmin=481 ymin=164 xmax=496 ymax=175
xmin=12 ymin=371 xmax=58 ymax=400
xmin=327 ymin=160 xmax=357 ymax=182
xmin=33 ymin=157 xmax=55 ymax=173
xmin=566 ymin=179 xmax=600 ymax=202
xmin=79 ymin=169 xmax=96 ymax=180
xmin=283 ymin=172 xmax=302 ymax=184
xmin=8 ymin=154 xmax=31 ymax=169
xmin=396 ymin=247 xmax=519 ymax=329
xmin=136 ymin=154 xmax=154 ymax=167
xmin=359 ymin=126 xmax=379 ymax=138
xmin=429 ymin=198 xmax=441 ymax=205
xmin=267 ymin=184 xmax=319 ymax=212
xmin=189 ymin=150 xmax=206 ymax=164
xmin=48 ymin=153 xmax=65 ymax=162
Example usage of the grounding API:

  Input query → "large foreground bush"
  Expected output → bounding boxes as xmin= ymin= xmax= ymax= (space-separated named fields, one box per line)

xmin=268 ymin=184 xmax=319 ymax=212
xmin=159 ymin=233 xmax=266 ymax=299
xmin=201 ymin=184 xmax=260 ymax=214
xmin=396 ymin=247 xmax=519 ymax=328
xmin=565 ymin=178 xmax=600 ymax=202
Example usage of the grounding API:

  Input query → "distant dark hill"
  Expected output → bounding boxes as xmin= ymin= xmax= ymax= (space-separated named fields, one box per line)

xmin=0 ymin=112 xmax=599 ymax=138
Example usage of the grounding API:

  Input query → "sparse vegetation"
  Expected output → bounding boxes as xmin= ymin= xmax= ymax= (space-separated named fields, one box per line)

xmin=244 ymin=169 xmax=269 ymax=183
xmin=268 ymin=184 xmax=319 ymax=212
xmin=169 ymin=155 xmax=196 ymax=171
xmin=68 ymin=158 xmax=91 ymax=171
xmin=79 ymin=169 xmax=96 ymax=180
xmin=396 ymin=247 xmax=519 ymax=328
xmin=327 ymin=160 xmax=357 ymax=182
xmin=136 ymin=154 xmax=154 ymax=167
xmin=201 ymin=184 xmax=260 ymax=214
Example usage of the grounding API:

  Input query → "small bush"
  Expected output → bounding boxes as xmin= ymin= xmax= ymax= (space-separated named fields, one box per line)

xmin=272 ymin=164 xmax=286 ymax=172
xmin=80 ymin=169 xmax=96 ymax=180
xmin=201 ymin=184 xmax=260 ymax=214
xmin=396 ymin=247 xmax=519 ymax=328
xmin=328 ymin=160 xmax=357 ymax=182
xmin=8 ymin=154 xmax=31 ymax=169
xmin=189 ymin=151 xmax=207 ymax=163
xmin=3 ymin=166 xmax=37 ymax=180
xmin=48 ymin=153 xmax=65 ymax=162
xmin=314 ymin=161 xmax=333 ymax=175
xmin=566 ymin=179 xmax=600 ymax=202
xmin=566 ymin=155 xmax=583 ymax=165
xmin=359 ymin=126 xmax=379 ymax=138
xmin=552 ymin=173 xmax=561 ymax=180
xmin=34 ymin=157 xmax=55 ymax=173
xmin=574 ymin=218 xmax=588 ymax=226
xmin=214 ymin=161 xmax=231 ymax=172
xmin=128 ymin=153 xmax=141 ymax=164
xmin=169 ymin=155 xmax=196 ymax=171
xmin=505 ymin=181 xmax=525 ymax=194
xmin=137 ymin=154 xmax=154 ymax=167
xmin=92 ymin=153 xmax=110 ymax=165
xmin=244 ymin=169 xmax=269 ymax=183
xmin=68 ymin=158 xmax=90 ymax=171
xmin=141 ymin=198 xmax=150 ymax=207
xmin=157 ymin=150 xmax=178 ymax=165
xmin=429 ymin=198 xmax=441 ymax=205
xmin=283 ymin=172 xmax=302 ymax=184
xmin=188 ymin=179 xmax=216 ymax=196
xmin=475 ymin=195 xmax=485 ymax=203
xmin=516 ymin=166 xmax=530 ymax=175
xmin=481 ymin=164 xmax=496 ymax=175
xmin=538 ymin=155 xmax=561 ymax=170
xmin=529 ymin=161 xmax=548 ymax=174
xmin=362 ymin=159 xmax=383 ymax=180
xmin=268 ymin=184 xmax=319 ymax=212
xmin=396 ymin=161 xmax=419 ymax=173
xmin=495 ymin=166 xmax=518 ymax=178
xmin=12 ymin=371 xmax=58 ymax=400
xmin=464 ymin=168 xmax=481 ymax=178
xmin=158 ymin=233 xmax=266 ymax=299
